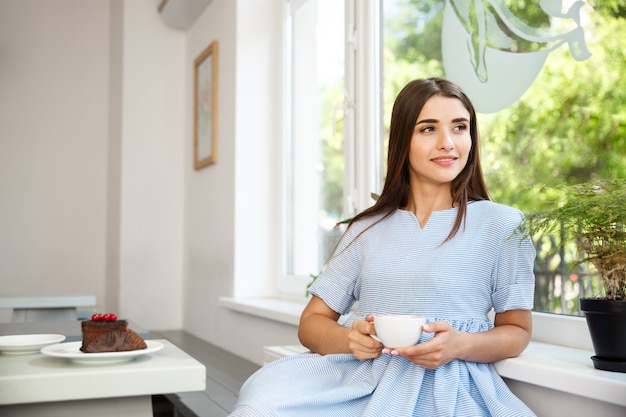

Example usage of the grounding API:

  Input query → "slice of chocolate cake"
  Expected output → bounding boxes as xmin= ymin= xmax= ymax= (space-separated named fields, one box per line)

xmin=80 ymin=318 xmax=147 ymax=353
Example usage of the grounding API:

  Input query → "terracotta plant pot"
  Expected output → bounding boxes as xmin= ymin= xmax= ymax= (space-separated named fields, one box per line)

xmin=580 ymin=298 xmax=626 ymax=373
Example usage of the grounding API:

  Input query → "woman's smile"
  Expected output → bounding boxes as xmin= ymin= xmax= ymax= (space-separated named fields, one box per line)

xmin=430 ymin=155 xmax=459 ymax=166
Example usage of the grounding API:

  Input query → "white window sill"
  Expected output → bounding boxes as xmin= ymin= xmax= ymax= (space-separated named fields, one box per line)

xmin=219 ymin=296 xmax=305 ymax=326
xmin=495 ymin=342 xmax=626 ymax=407
xmin=220 ymin=297 xmax=626 ymax=407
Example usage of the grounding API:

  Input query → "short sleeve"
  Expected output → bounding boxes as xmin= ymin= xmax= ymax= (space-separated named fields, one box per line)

xmin=491 ymin=210 xmax=536 ymax=313
xmin=307 ymin=218 xmax=374 ymax=315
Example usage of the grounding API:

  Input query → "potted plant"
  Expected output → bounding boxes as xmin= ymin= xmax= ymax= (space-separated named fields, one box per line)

xmin=524 ymin=179 xmax=626 ymax=372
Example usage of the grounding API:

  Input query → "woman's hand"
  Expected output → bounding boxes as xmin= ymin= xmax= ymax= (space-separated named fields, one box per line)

xmin=299 ymin=297 xmax=385 ymax=358
xmin=385 ymin=321 xmax=460 ymax=369
xmin=382 ymin=310 xmax=532 ymax=369
xmin=348 ymin=314 xmax=384 ymax=361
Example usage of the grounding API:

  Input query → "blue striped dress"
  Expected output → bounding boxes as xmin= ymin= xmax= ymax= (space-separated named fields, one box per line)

xmin=231 ymin=201 xmax=537 ymax=416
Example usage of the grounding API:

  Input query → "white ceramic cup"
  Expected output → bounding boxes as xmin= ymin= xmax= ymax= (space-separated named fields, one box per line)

xmin=372 ymin=314 xmax=426 ymax=348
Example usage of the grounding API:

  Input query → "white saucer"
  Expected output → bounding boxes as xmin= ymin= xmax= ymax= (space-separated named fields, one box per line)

xmin=40 ymin=340 xmax=164 ymax=364
xmin=0 ymin=334 xmax=66 ymax=354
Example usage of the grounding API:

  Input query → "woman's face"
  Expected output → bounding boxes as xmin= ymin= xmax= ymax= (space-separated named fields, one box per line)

xmin=407 ymin=95 xmax=472 ymax=188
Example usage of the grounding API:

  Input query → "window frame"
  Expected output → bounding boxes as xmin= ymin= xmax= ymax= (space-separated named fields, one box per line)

xmin=278 ymin=0 xmax=382 ymax=298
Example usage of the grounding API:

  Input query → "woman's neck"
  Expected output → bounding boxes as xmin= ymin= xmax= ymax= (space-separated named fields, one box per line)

xmin=403 ymin=184 xmax=454 ymax=227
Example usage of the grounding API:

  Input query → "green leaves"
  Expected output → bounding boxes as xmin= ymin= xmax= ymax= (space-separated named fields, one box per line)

xmin=525 ymin=180 xmax=626 ymax=300
xmin=465 ymin=7 xmax=623 ymax=213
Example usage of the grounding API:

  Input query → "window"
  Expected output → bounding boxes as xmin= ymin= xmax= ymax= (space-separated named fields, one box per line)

xmin=281 ymin=0 xmax=626 ymax=320
xmin=280 ymin=0 xmax=381 ymax=296
xmin=280 ymin=0 xmax=347 ymax=295
xmin=381 ymin=0 xmax=625 ymax=316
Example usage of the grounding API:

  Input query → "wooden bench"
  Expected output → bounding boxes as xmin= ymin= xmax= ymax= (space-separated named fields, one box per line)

xmin=150 ymin=330 xmax=261 ymax=417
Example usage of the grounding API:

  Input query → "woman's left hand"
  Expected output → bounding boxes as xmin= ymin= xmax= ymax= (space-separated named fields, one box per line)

xmin=385 ymin=321 xmax=462 ymax=369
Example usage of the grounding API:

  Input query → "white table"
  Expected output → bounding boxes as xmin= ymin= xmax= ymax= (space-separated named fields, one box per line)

xmin=0 ymin=339 xmax=206 ymax=416
xmin=0 ymin=295 xmax=96 ymax=322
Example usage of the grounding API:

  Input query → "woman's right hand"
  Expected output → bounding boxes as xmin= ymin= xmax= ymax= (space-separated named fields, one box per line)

xmin=348 ymin=314 xmax=384 ymax=361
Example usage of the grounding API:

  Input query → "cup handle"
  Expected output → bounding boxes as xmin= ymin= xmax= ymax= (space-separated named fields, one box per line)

xmin=370 ymin=334 xmax=382 ymax=343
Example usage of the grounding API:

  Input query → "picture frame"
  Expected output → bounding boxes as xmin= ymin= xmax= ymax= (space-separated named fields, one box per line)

xmin=194 ymin=41 xmax=218 ymax=169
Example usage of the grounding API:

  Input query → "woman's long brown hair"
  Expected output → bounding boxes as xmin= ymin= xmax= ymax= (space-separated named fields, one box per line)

xmin=348 ymin=77 xmax=490 ymax=243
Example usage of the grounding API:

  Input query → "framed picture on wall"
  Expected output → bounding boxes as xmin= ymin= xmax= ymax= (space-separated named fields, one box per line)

xmin=194 ymin=40 xmax=218 ymax=169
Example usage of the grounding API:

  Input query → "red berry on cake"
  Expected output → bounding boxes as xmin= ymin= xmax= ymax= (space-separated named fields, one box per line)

xmin=91 ymin=313 xmax=103 ymax=321
xmin=103 ymin=313 xmax=118 ymax=321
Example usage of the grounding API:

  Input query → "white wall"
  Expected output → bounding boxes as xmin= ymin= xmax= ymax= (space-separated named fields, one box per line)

xmin=0 ymin=0 xmax=296 ymax=350
xmin=232 ymin=0 xmax=282 ymax=300
xmin=0 ymin=0 xmax=109 ymax=310
xmin=117 ymin=0 xmax=185 ymax=330
xmin=0 ymin=0 xmax=186 ymax=330
xmin=182 ymin=0 xmax=300 ymax=359
xmin=505 ymin=378 xmax=626 ymax=417
xmin=182 ymin=0 xmax=237 ymax=343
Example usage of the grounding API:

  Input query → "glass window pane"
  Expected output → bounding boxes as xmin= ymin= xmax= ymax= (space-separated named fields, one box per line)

xmin=287 ymin=0 xmax=345 ymax=278
xmin=382 ymin=0 xmax=622 ymax=316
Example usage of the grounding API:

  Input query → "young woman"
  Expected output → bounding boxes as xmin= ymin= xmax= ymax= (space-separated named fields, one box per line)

xmin=230 ymin=78 xmax=536 ymax=416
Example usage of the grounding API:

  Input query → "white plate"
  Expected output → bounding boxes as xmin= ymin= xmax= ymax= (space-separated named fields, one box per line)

xmin=0 ymin=334 xmax=66 ymax=354
xmin=40 ymin=340 xmax=163 ymax=364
